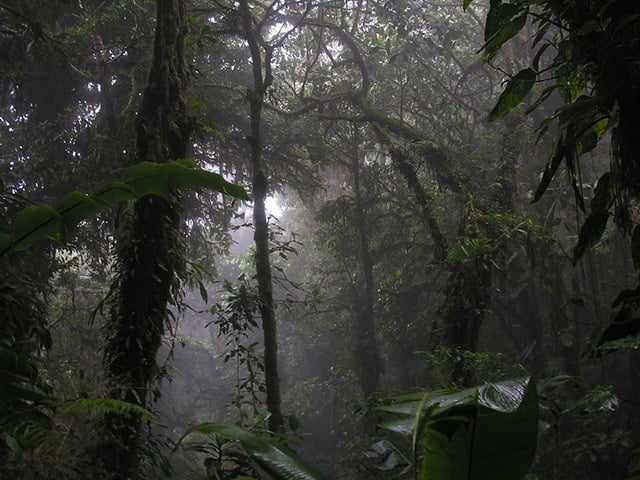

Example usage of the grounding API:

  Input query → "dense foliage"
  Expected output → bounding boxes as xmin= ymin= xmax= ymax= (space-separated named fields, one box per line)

xmin=1 ymin=0 xmax=639 ymax=479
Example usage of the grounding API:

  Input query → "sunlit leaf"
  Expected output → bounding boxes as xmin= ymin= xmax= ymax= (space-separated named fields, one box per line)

xmin=489 ymin=68 xmax=537 ymax=120
xmin=477 ymin=378 xmax=529 ymax=413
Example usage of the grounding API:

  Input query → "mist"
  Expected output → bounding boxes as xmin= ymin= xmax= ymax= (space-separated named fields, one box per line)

xmin=1 ymin=1 xmax=639 ymax=479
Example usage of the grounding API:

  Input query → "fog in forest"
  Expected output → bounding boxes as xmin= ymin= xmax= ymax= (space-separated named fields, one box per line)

xmin=1 ymin=1 xmax=640 ymax=479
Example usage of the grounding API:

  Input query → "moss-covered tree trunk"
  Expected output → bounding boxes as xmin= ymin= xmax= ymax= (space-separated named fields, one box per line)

xmin=238 ymin=0 xmax=284 ymax=434
xmin=102 ymin=0 xmax=190 ymax=477
xmin=372 ymin=127 xmax=490 ymax=386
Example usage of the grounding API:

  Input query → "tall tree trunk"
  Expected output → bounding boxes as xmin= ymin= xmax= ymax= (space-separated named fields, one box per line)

xmin=439 ymin=256 xmax=490 ymax=386
xmin=238 ymin=0 xmax=284 ymax=434
xmin=372 ymin=127 xmax=490 ymax=386
xmin=102 ymin=0 xmax=190 ymax=477
xmin=350 ymin=126 xmax=381 ymax=399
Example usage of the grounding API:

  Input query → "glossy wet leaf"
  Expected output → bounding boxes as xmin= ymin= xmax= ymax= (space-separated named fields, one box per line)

xmin=378 ymin=377 xmax=538 ymax=480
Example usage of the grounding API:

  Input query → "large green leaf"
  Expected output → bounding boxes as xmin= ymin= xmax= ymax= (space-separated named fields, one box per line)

xmin=572 ymin=173 xmax=616 ymax=263
xmin=588 ymin=285 xmax=640 ymax=357
xmin=489 ymin=68 xmax=537 ymax=121
xmin=163 ymin=159 xmax=249 ymax=199
xmin=92 ymin=181 xmax=140 ymax=205
xmin=572 ymin=211 xmax=609 ymax=263
xmin=531 ymin=136 xmax=566 ymax=203
xmin=377 ymin=377 xmax=538 ymax=480
xmin=483 ymin=1 xmax=528 ymax=60
xmin=589 ymin=173 xmax=616 ymax=213
xmin=13 ymin=205 xmax=64 ymax=250
xmin=120 ymin=162 xmax=171 ymax=197
xmin=174 ymin=423 xmax=329 ymax=480
xmin=0 ymin=160 xmax=249 ymax=256
xmin=57 ymin=192 xmax=103 ymax=230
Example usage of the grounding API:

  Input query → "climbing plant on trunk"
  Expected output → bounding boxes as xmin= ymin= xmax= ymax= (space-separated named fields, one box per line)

xmin=102 ymin=0 xmax=191 ymax=477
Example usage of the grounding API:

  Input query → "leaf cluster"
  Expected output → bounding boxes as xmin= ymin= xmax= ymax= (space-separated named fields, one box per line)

xmin=467 ymin=0 xmax=640 ymax=349
xmin=174 ymin=422 xmax=329 ymax=480
xmin=375 ymin=377 xmax=538 ymax=479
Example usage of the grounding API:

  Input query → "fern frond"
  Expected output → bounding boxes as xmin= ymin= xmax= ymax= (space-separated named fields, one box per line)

xmin=59 ymin=398 xmax=157 ymax=422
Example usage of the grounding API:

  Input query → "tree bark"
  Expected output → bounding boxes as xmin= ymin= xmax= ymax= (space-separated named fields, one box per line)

xmin=371 ymin=125 xmax=490 ymax=386
xmin=350 ymin=126 xmax=382 ymax=399
xmin=102 ymin=0 xmax=190 ymax=477
xmin=238 ymin=0 xmax=284 ymax=434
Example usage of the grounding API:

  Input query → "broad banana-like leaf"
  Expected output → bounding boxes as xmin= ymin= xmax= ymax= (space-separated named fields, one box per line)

xmin=376 ymin=377 xmax=538 ymax=480
xmin=0 ymin=159 xmax=249 ymax=256
xmin=174 ymin=423 xmax=329 ymax=480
